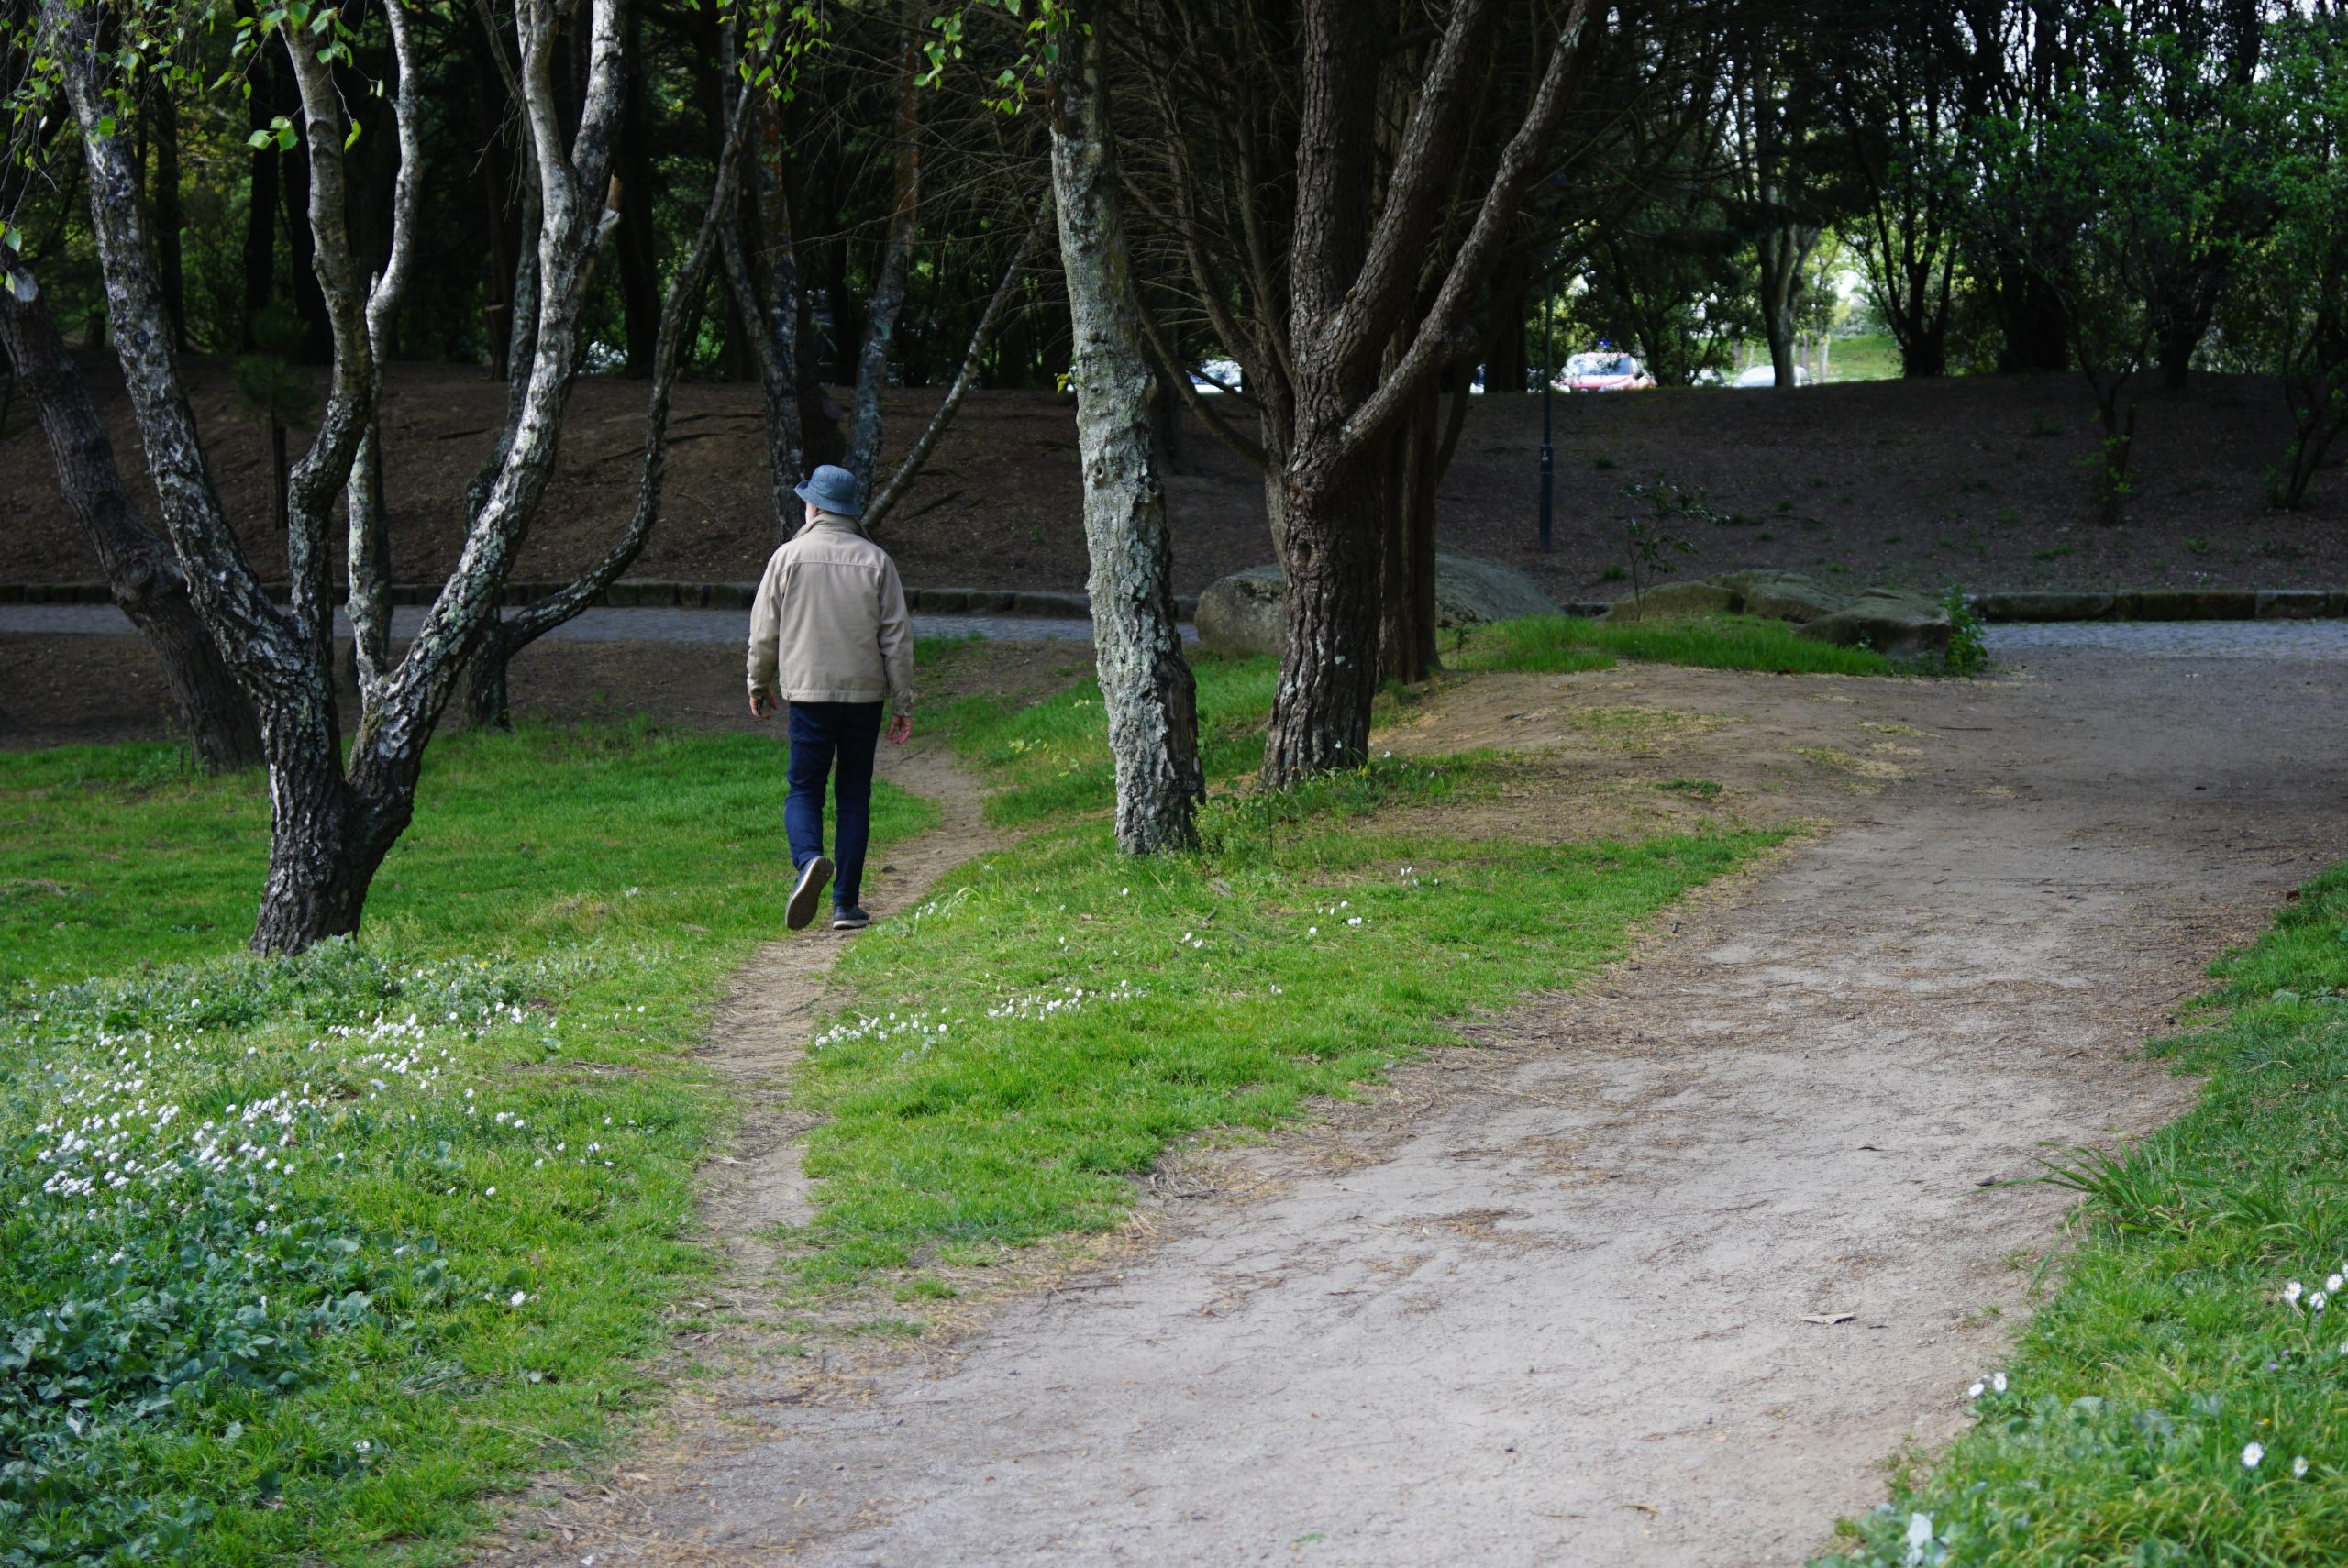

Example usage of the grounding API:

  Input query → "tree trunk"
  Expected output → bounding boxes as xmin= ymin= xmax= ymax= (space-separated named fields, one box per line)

xmin=465 ymin=613 xmax=518 ymax=729
xmin=1267 ymin=451 xmax=1385 ymax=780
xmin=1050 ymin=12 xmax=1202 ymax=856
xmin=0 ymin=283 xmax=261 ymax=769
xmin=250 ymin=713 xmax=388 ymax=952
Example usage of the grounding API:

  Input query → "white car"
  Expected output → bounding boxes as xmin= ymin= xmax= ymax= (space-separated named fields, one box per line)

xmin=1189 ymin=359 xmax=1244 ymax=394
xmin=1732 ymin=363 xmax=1809 ymax=388
xmin=1560 ymin=350 xmax=1655 ymax=392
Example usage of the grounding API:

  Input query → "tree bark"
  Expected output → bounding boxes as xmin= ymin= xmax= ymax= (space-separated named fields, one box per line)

xmin=0 ymin=282 xmax=261 ymax=769
xmin=1050 ymin=11 xmax=1202 ymax=855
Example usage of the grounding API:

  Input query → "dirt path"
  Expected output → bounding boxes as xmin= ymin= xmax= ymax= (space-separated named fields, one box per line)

xmin=478 ymin=643 xmax=2348 ymax=1568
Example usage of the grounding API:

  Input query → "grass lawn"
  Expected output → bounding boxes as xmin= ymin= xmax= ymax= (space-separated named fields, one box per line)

xmin=1821 ymin=865 xmax=2348 ymax=1566
xmin=0 ymin=725 xmax=931 ymax=1565
xmin=1452 ymin=612 xmax=1899 ymax=678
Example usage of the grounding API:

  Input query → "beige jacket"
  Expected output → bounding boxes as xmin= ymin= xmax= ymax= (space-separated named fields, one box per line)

xmin=746 ymin=513 xmax=915 ymax=713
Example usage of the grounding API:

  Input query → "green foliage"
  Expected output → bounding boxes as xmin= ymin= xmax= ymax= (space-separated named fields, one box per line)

xmin=1942 ymin=589 xmax=1988 ymax=677
xmin=1454 ymin=613 xmax=1897 ymax=679
xmin=1819 ymin=862 xmax=2348 ymax=1567
xmin=0 ymin=725 xmax=932 ymax=1563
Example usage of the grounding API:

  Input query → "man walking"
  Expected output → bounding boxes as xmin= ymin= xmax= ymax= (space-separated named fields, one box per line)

xmin=747 ymin=464 xmax=914 ymax=932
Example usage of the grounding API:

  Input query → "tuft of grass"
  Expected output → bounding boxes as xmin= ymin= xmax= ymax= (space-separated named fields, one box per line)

xmin=1820 ymin=862 xmax=2348 ymax=1566
xmin=0 ymin=724 xmax=932 ymax=1565
xmin=1454 ymin=614 xmax=1897 ymax=678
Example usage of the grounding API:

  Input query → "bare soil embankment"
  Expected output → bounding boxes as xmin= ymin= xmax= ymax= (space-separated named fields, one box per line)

xmin=3 ymin=352 xmax=2338 ymax=600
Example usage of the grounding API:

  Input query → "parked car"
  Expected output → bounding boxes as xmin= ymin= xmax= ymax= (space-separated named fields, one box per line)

xmin=1560 ymin=350 xmax=1656 ymax=392
xmin=1732 ymin=362 xmax=1810 ymax=388
xmin=1189 ymin=359 xmax=1245 ymax=394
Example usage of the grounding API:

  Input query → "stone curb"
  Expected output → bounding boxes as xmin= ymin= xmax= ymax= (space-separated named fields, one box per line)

xmin=0 ymin=580 xmax=1196 ymax=621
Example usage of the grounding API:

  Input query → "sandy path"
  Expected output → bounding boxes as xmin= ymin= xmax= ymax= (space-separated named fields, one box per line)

xmin=484 ymin=645 xmax=2348 ymax=1568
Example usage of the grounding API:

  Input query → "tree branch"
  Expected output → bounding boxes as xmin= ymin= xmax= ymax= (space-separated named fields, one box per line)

xmin=865 ymin=197 xmax=1050 ymax=533
xmin=1343 ymin=0 xmax=1595 ymax=458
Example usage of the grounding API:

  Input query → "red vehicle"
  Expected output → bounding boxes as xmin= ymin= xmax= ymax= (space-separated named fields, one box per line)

xmin=1559 ymin=349 xmax=1656 ymax=392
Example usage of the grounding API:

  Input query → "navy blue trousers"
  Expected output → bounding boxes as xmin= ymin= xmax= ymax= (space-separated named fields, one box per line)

xmin=785 ymin=701 xmax=885 ymax=911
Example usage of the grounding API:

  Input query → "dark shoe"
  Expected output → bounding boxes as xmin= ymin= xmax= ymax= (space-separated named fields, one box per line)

xmin=787 ymin=856 xmax=834 ymax=931
xmin=832 ymin=907 xmax=871 ymax=931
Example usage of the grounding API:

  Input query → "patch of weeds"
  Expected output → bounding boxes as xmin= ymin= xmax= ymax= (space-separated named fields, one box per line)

xmin=2261 ymin=538 xmax=2306 ymax=562
xmin=1882 ymin=534 xmax=1902 ymax=545
xmin=1599 ymin=563 xmax=1629 ymax=582
xmin=1818 ymin=861 xmax=2348 ymax=1567
xmin=1756 ymin=531 xmax=1776 ymax=542
xmin=1777 ymin=498 xmax=1796 ymax=513
xmin=1657 ymin=778 xmax=1723 ymax=800
xmin=2033 ymin=544 xmax=2076 ymax=561
xmin=2186 ymin=536 xmax=2212 ymax=556
xmin=1838 ymin=493 xmax=1855 ymax=505
xmin=1589 ymin=454 xmax=1618 ymax=471
xmin=1996 ymin=506 xmax=2021 ymax=525
xmin=2029 ymin=409 xmax=2064 ymax=437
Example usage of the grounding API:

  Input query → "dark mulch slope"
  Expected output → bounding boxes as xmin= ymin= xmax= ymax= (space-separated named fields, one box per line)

xmin=4 ymin=352 xmax=2335 ymax=598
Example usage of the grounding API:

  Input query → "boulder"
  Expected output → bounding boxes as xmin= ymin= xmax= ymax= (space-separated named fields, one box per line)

xmin=1792 ymin=588 xmax=1951 ymax=662
xmin=1195 ymin=553 xmax=1559 ymax=657
xmin=1600 ymin=580 xmax=1741 ymax=622
xmin=1194 ymin=565 xmax=1288 ymax=657
xmin=1714 ymin=569 xmax=1845 ymax=624
xmin=1431 ymin=549 xmax=1558 ymax=626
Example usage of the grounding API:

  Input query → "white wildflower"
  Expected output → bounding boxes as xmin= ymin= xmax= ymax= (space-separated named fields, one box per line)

xmin=2243 ymin=1441 xmax=2265 ymax=1469
xmin=2295 ymin=1455 xmax=2311 ymax=1478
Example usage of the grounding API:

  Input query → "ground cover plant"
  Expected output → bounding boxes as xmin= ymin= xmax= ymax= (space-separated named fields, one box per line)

xmin=0 ymin=725 xmax=931 ymax=1565
xmin=1821 ymin=864 xmax=2348 ymax=1566
xmin=1452 ymin=613 xmax=1899 ymax=678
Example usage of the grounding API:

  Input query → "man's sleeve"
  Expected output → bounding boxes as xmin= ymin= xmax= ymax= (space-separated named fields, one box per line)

xmin=747 ymin=555 xmax=783 ymax=698
xmin=877 ymin=558 xmax=914 ymax=716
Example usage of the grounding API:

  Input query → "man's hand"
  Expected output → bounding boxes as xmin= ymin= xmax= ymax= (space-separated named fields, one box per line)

xmin=749 ymin=690 xmax=775 ymax=720
xmin=888 ymin=713 xmax=913 ymax=745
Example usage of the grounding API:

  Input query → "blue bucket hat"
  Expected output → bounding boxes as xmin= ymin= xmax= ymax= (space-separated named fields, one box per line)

xmin=793 ymin=463 xmax=864 ymax=518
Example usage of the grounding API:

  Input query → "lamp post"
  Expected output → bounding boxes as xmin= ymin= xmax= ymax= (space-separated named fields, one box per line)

xmin=1538 ymin=289 xmax=1554 ymax=552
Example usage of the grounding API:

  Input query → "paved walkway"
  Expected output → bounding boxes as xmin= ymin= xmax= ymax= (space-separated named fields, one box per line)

xmin=9 ymin=602 xmax=2345 ymax=657
xmin=0 ymin=603 xmax=1156 ymax=645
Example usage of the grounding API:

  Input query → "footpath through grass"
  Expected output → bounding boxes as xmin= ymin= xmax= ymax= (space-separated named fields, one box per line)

xmin=785 ymin=648 xmax=1780 ymax=1282
xmin=1822 ymin=865 xmax=2348 ymax=1567
xmin=0 ymin=725 xmax=930 ymax=1566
